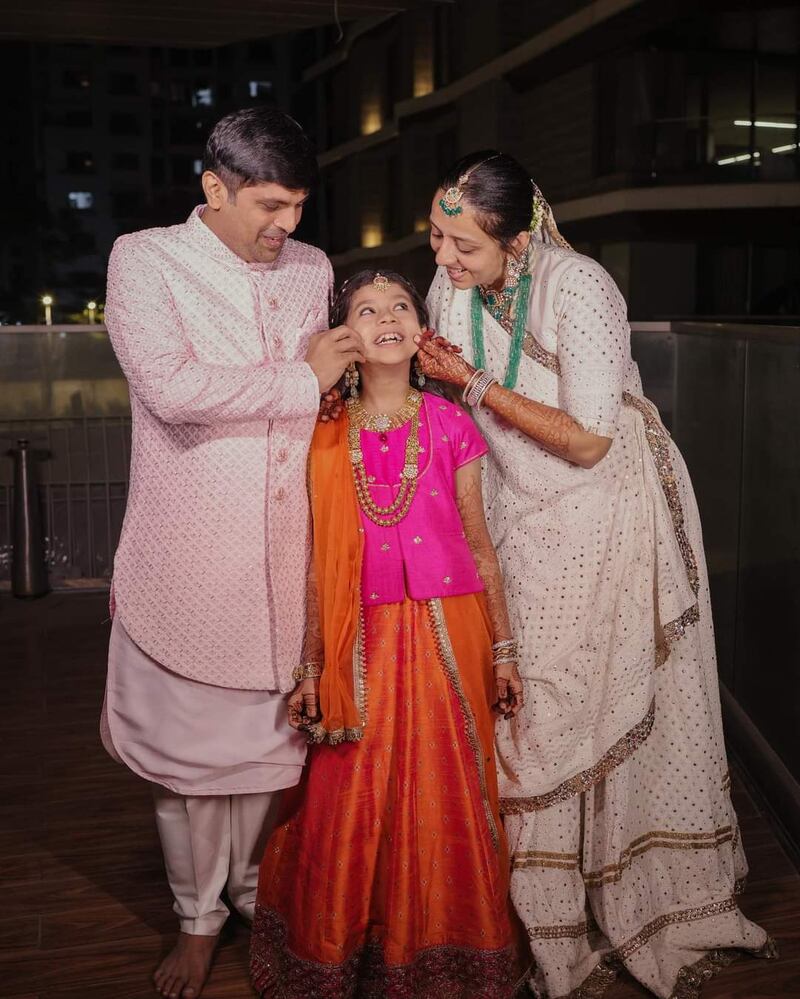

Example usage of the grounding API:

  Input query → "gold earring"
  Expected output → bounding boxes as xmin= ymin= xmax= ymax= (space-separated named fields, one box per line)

xmin=344 ymin=362 xmax=360 ymax=398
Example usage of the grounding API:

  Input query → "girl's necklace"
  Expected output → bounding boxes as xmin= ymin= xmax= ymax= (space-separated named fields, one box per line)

xmin=346 ymin=390 xmax=422 ymax=527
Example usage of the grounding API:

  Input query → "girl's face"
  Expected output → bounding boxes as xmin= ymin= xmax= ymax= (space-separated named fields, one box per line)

xmin=346 ymin=282 xmax=422 ymax=368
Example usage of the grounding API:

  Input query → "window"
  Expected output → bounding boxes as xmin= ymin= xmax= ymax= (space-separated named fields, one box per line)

xmin=68 ymin=191 xmax=94 ymax=210
xmin=111 ymin=191 xmax=141 ymax=216
xmin=112 ymin=152 xmax=140 ymax=171
xmin=72 ymin=232 xmax=97 ymax=254
xmin=64 ymin=110 xmax=92 ymax=128
xmin=151 ymin=156 xmax=165 ymax=185
xmin=248 ymin=40 xmax=274 ymax=63
xmin=192 ymin=86 xmax=213 ymax=107
xmin=170 ymin=118 xmax=205 ymax=144
xmin=171 ymin=155 xmax=195 ymax=184
xmin=109 ymin=72 xmax=139 ymax=96
xmin=109 ymin=112 xmax=141 ymax=136
xmin=65 ymin=151 xmax=94 ymax=173
xmin=62 ymin=68 xmax=91 ymax=90
xmin=169 ymin=48 xmax=190 ymax=67
xmin=248 ymin=80 xmax=273 ymax=100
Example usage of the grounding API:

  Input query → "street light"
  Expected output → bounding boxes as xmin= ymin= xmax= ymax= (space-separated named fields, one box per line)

xmin=41 ymin=294 xmax=53 ymax=326
xmin=87 ymin=300 xmax=97 ymax=324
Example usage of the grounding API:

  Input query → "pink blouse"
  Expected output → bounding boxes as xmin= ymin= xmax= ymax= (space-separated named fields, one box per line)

xmin=358 ymin=392 xmax=488 ymax=606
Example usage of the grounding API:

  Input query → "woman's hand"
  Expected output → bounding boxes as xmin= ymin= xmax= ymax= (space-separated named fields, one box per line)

xmin=493 ymin=661 xmax=524 ymax=719
xmin=288 ymin=678 xmax=321 ymax=729
xmin=414 ymin=329 xmax=474 ymax=388
xmin=318 ymin=387 xmax=344 ymax=423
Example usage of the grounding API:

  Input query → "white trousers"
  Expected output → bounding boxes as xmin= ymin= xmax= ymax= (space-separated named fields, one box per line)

xmin=152 ymin=786 xmax=280 ymax=935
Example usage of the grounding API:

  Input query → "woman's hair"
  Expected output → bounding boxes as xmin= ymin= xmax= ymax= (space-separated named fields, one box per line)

xmin=203 ymin=108 xmax=319 ymax=196
xmin=438 ymin=150 xmax=533 ymax=249
xmin=331 ymin=269 xmax=429 ymax=329
xmin=331 ymin=269 xmax=459 ymax=403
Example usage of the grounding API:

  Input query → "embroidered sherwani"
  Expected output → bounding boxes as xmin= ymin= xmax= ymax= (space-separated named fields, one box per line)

xmin=428 ymin=246 xmax=772 ymax=998
xmin=101 ymin=207 xmax=332 ymax=797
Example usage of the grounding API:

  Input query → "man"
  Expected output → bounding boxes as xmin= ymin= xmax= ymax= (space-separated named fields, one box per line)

xmin=99 ymin=108 xmax=362 ymax=999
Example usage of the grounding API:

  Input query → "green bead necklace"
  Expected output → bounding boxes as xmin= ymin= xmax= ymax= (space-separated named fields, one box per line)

xmin=470 ymin=271 xmax=532 ymax=391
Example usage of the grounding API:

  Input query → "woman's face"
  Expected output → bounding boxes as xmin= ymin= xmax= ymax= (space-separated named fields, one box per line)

xmin=346 ymin=282 xmax=422 ymax=369
xmin=429 ymin=192 xmax=508 ymax=289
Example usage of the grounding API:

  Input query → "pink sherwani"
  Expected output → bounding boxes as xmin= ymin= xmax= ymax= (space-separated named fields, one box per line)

xmin=105 ymin=207 xmax=331 ymax=693
xmin=102 ymin=207 xmax=331 ymax=795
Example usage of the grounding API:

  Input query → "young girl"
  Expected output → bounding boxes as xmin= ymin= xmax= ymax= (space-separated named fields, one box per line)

xmin=249 ymin=270 xmax=524 ymax=999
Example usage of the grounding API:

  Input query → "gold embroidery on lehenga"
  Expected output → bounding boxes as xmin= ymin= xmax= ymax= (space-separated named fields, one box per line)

xmin=426 ymin=599 xmax=500 ymax=851
xmin=500 ymin=700 xmax=655 ymax=814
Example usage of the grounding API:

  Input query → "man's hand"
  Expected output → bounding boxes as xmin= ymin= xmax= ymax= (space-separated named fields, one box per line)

xmin=305 ymin=326 xmax=365 ymax=394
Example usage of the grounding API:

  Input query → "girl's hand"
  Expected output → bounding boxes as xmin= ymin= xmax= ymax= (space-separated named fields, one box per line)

xmin=288 ymin=678 xmax=321 ymax=729
xmin=414 ymin=329 xmax=473 ymax=388
xmin=319 ymin=387 xmax=344 ymax=423
xmin=493 ymin=661 xmax=524 ymax=719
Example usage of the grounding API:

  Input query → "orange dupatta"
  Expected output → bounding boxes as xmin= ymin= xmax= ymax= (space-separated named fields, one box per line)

xmin=307 ymin=415 xmax=365 ymax=744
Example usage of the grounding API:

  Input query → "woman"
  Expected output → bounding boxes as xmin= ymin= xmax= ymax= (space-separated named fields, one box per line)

xmin=418 ymin=151 xmax=774 ymax=998
xmin=250 ymin=270 xmax=525 ymax=999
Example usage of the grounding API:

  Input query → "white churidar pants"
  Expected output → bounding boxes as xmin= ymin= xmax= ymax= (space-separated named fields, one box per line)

xmin=152 ymin=786 xmax=282 ymax=935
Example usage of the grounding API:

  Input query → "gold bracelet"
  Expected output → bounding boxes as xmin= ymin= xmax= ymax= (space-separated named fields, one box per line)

xmin=292 ymin=661 xmax=322 ymax=682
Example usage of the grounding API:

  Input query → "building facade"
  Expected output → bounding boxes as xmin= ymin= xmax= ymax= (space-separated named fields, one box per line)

xmin=301 ymin=0 xmax=800 ymax=320
xmin=0 ymin=37 xmax=294 ymax=323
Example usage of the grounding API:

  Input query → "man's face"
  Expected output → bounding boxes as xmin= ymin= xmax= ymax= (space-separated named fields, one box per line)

xmin=202 ymin=174 xmax=309 ymax=263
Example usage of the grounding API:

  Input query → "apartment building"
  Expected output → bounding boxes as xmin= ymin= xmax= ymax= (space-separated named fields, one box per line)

xmin=302 ymin=0 xmax=800 ymax=319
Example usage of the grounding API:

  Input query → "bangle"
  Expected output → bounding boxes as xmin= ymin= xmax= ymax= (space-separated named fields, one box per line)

xmin=292 ymin=661 xmax=322 ymax=682
xmin=461 ymin=369 xmax=483 ymax=405
xmin=465 ymin=369 xmax=496 ymax=408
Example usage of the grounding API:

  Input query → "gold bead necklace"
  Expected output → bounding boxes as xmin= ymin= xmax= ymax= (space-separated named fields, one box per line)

xmin=347 ymin=390 xmax=422 ymax=527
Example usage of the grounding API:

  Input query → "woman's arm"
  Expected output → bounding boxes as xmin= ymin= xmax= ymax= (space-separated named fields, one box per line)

xmin=416 ymin=336 xmax=611 ymax=468
xmin=455 ymin=458 xmax=523 ymax=718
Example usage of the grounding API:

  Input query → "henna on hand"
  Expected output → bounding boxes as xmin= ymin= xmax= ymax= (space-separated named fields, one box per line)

xmin=318 ymin=387 xmax=344 ymax=423
xmin=414 ymin=333 xmax=473 ymax=388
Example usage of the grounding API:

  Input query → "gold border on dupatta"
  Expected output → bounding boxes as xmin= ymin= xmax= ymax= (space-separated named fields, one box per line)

xmin=622 ymin=391 xmax=702 ymax=668
xmin=426 ymin=598 xmax=500 ymax=851
xmin=500 ymin=700 xmax=655 ymax=815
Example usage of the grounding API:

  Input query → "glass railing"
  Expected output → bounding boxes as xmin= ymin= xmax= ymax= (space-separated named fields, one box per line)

xmin=2 ymin=322 xmax=799 ymax=786
xmin=631 ymin=320 xmax=800 ymax=787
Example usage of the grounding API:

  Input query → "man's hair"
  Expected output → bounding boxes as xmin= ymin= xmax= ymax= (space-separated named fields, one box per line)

xmin=203 ymin=108 xmax=319 ymax=196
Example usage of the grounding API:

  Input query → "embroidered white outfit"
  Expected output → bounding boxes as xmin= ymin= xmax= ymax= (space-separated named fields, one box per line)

xmin=427 ymin=246 xmax=772 ymax=998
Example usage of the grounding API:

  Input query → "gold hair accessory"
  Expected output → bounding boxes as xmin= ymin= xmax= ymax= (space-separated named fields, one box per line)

xmin=439 ymin=154 xmax=502 ymax=217
xmin=373 ymin=272 xmax=389 ymax=293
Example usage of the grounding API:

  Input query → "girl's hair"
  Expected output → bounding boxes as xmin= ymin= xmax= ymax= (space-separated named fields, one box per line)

xmin=331 ymin=269 xmax=429 ymax=329
xmin=331 ymin=269 xmax=459 ymax=403
xmin=438 ymin=150 xmax=533 ymax=249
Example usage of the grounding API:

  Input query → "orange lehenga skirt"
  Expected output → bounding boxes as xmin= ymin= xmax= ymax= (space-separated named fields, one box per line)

xmin=250 ymin=592 xmax=517 ymax=999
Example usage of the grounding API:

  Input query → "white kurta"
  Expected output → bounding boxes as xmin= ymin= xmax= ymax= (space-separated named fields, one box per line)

xmin=427 ymin=244 xmax=772 ymax=998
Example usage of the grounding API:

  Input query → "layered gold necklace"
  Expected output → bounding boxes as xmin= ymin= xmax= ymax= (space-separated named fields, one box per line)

xmin=347 ymin=390 xmax=422 ymax=527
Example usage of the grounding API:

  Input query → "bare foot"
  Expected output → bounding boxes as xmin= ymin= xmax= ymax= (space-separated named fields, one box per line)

xmin=153 ymin=932 xmax=219 ymax=998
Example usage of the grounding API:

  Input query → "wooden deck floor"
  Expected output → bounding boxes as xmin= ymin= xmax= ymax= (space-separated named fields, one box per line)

xmin=2 ymin=592 xmax=799 ymax=998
